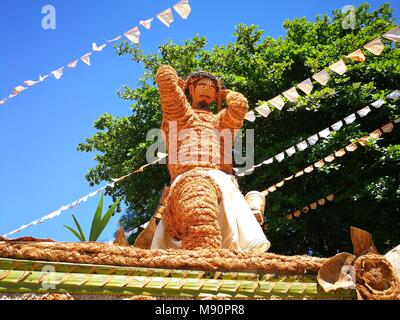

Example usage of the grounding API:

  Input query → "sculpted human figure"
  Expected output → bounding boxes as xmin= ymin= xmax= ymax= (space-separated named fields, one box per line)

xmin=151 ymin=65 xmax=270 ymax=253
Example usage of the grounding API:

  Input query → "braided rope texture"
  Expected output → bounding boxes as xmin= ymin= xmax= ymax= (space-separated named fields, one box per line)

xmin=164 ymin=171 xmax=222 ymax=249
xmin=0 ymin=241 xmax=326 ymax=275
xmin=354 ymin=254 xmax=400 ymax=300
xmin=156 ymin=65 xmax=248 ymax=181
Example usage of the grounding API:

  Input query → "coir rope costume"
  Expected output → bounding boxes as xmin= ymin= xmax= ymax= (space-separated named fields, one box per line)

xmin=151 ymin=65 xmax=270 ymax=252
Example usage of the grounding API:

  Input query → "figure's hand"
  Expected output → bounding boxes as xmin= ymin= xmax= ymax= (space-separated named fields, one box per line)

xmin=178 ymin=77 xmax=186 ymax=91
xmin=219 ymin=89 xmax=231 ymax=101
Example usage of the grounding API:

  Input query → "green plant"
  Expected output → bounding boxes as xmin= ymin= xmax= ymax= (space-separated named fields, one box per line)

xmin=64 ymin=192 xmax=123 ymax=242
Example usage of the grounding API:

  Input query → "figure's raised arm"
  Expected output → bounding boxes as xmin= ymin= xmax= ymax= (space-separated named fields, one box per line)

xmin=219 ymin=90 xmax=249 ymax=130
xmin=156 ymin=65 xmax=193 ymax=123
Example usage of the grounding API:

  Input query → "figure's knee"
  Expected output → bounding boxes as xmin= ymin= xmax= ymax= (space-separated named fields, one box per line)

xmin=165 ymin=171 xmax=222 ymax=248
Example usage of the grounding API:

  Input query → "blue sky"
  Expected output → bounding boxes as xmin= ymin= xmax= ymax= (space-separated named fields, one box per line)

xmin=0 ymin=0 xmax=398 ymax=242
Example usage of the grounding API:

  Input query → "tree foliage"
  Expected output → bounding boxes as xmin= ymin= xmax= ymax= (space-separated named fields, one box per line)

xmin=78 ymin=3 xmax=400 ymax=256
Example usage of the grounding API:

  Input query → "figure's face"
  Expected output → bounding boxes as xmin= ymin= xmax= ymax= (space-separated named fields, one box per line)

xmin=189 ymin=78 xmax=217 ymax=108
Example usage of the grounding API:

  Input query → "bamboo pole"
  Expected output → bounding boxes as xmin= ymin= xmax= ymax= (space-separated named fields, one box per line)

xmin=0 ymin=267 xmax=356 ymax=299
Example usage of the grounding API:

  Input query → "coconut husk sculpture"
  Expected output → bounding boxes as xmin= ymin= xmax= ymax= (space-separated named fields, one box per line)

xmin=151 ymin=65 xmax=270 ymax=252
xmin=317 ymin=227 xmax=400 ymax=300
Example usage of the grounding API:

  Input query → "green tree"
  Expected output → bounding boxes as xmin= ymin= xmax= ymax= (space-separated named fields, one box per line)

xmin=78 ymin=3 xmax=399 ymax=256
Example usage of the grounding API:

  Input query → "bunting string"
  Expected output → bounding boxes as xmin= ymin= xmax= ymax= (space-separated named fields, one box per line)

xmin=286 ymin=193 xmax=336 ymax=220
xmin=260 ymin=120 xmax=398 ymax=196
xmin=237 ymin=90 xmax=399 ymax=177
xmin=1 ymin=153 xmax=168 ymax=238
xmin=245 ymin=26 xmax=400 ymax=122
xmin=0 ymin=0 xmax=192 ymax=106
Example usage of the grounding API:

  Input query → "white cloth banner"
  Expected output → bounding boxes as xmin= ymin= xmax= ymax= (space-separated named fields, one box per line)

xmin=387 ymin=90 xmax=400 ymax=100
xmin=24 ymin=80 xmax=40 ymax=86
xmin=371 ymin=99 xmax=385 ymax=108
xmin=329 ymin=59 xmax=347 ymax=75
xmin=39 ymin=74 xmax=49 ymax=82
xmin=357 ymin=106 xmax=371 ymax=117
xmin=92 ymin=42 xmax=107 ymax=52
xmin=173 ymin=0 xmax=192 ymax=19
xmin=263 ymin=158 xmax=274 ymax=165
xmin=107 ymin=35 xmax=122 ymax=43
xmin=13 ymin=86 xmax=26 ymax=95
xmin=307 ymin=134 xmax=319 ymax=146
xmin=68 ymin=60 xmax=78 ymax=68
xmin=269 ymin=95 xmax=285 ymax=110
xmin=383 ymin=27 xmax=400 ymax=42
xmin=296 ymin=140 xmax=308 ymax=151
xmin=282 ymin=87 xmax=300 ymax=102
xmin=51 ymin=67 xmax=64 ymax=80
xmin=124 ymin=27 xmax=140 ymax=44
xmin=157 ymin=8 xmax=174 ymax=27
xmin=255 ymin=103 xmax=271 ymax=118
xmin=331 ymin=120 xmax=343 ymax=131
xmin=140 ymin=18 xmax=154 ymax=30
xmin=80 ymin=52 xmax=92 ymax=66
xmin=364 ymin=38 xmax=385 ymax=56
xmin=344 ymin=113 xmax=356 ymax=124
xmin=318 ymin=128 xmax=331 ymax=139
xmin=275 ymin=152 xmax=285 ymax=162
xmin=285 ymin=146 xmax=296 ymax=157
xmin=313 ymin=69 xmax=330 ymax=86
xmin=245 ymin=110 xmax=256 ymax=122
xmin=297 ymin=78 xmax=314 ymax=95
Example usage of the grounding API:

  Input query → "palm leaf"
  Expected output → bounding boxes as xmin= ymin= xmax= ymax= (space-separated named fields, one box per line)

xmin=63 ymin=225 xmax=84 ymax=242
xmin=72 ymin=214 xmax=86 ymax=241
xmin=95 ymin=196 xmax=123 ymax=241
xmin=89 ymin=192 xmax=104 ymax=241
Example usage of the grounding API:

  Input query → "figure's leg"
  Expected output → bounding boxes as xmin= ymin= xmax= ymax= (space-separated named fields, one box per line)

xmin=166 ymin=171 xmax=222 ymax=250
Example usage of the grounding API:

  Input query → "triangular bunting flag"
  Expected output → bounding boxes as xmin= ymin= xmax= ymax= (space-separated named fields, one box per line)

xmin=92 ymin=42 xmax=107 ymax=52
xmin=157 ymin=8 xmax=174 ymax=27
xmin=331 ymin=120 xmax=344 ymax=131
xmin=173 ymin=0 xmax=192 ymax=19
xmin=282 ymin=87 xmax=300 ymax=102
xmin=344 ymin=113 xmax=356 ymax=124
xmin=269 ymin=95 xmax=285 ymax=110
xmin=263 ymin=158 xmax=274 ymax=165
xmin=371 ymin=99 xmax=385 ymax=108
xmin=387 ymin=90 xmax=400 ymax=100
xmin=297 ymin=78 xmax=314 ymax=95
xmin=244 ymin=111 xmax=256 ymax=122
xmin=13 ymin=86 xmax=26 ymax=95
xmin=39 ymin=74 xmax=49 ymax=82
xmin=318 ymin=128 xmax=331 ymax=139
xmin=80 ymin=52 xmax=92 ymax=66
xmin=255 ymin=103 xmax=271 ymax=118
xmin=312 ymin=69 xmax=330 ymax=86
xmin=68 ymin=60 xmax=78 ymax=68
xmin=346 ymin=49 xmax=366 ymax=62
xmin=307 ymin=134 xmax=319 ymax=146
xmin=24 ymin=80 xmax=39 ymax=86
xmin=107 ymin=35 xmax=122 ymax=43
xmin=51 ymin=67 xmax=64 ymax=80
xmin=285 ymin=146 xmax=296 ymax=157
xmin=124 ymin=27 xmax=140 ymax=44
xmin=296 ymin=140 xmax=308 ymax=152
xmin=140 ymin=18 xmax=154 ymax=30
xmin=363 ymin=38 xmax=385 ymax=56
xmin=357 ymin=106 xmax=371 ymax=118
xmin=329 ymin=59 xmax=347 ymax=75
xmin=382 ymin=26 xmax=400 ymax=42
xmin=275 ymin=152 xmax=285 ymax=163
